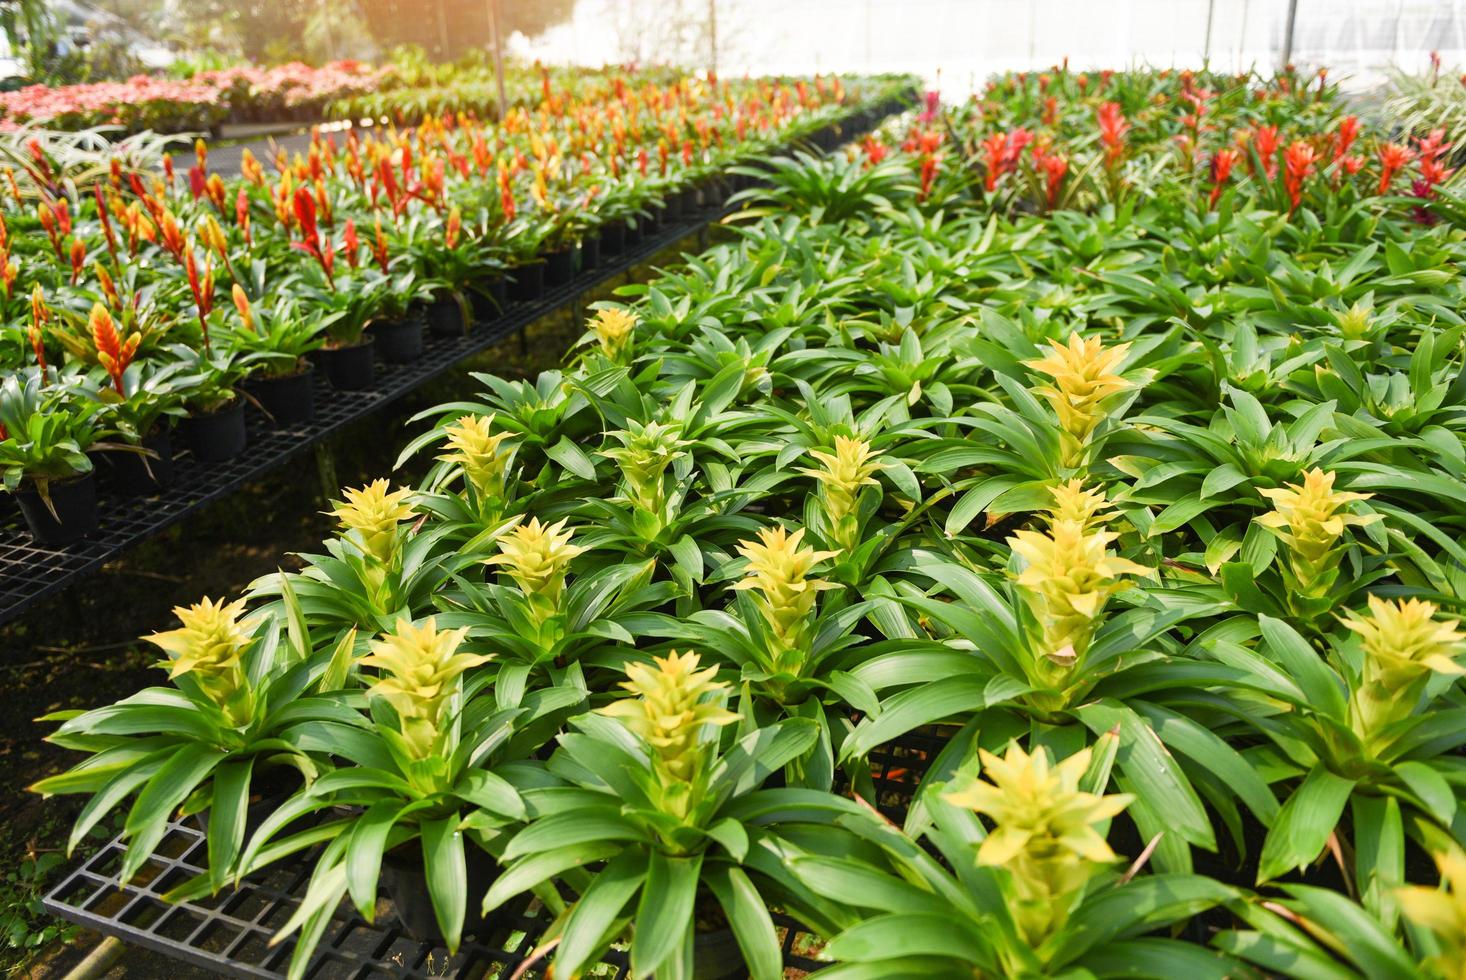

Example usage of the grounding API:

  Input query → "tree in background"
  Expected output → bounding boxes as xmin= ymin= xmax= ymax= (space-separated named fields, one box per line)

xmin=356 ymin=0 xmax=574 ymax=63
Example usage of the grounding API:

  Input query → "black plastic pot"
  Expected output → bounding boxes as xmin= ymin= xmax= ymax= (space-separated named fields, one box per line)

xmin=319 ymin=336 xmax=376 ymax=390
xmin=382 ymin=844 xmax=500 ymax=943
xmin=15 ymin=472 xmax=98 ymax=546
xmin=470 ymin=278 xmax=507 ymax=321
xmin=625 ymin=218 xmax=644 ymax=246
xmin=692 ymin=928 xmax=744 ymax=980
xmin=600 ymin=222 xmax=626 ymax=256
xmin=192 ymin=768 xmax=303 ymax=838
xmin=181 ymin=400 xmax=247 ymax=464
xmin=509 ymin=261 xmax=545 ymax=302
xmin=427 ymin=295 xmax=467 ymax=337
xmin=677 ymin=186 xmax=700 ymax=217
xmin=249 ymin=366 xmax=316 ymax=426
xmin=580 ymin=235 xmax=601 ymax=271
xmin=544 ymin=247 xmax=575 ymax=287
xmin=372 ymin=316 xmax=425 ymax=364
xmin=110 ymin=428 xmax=175 ymax=496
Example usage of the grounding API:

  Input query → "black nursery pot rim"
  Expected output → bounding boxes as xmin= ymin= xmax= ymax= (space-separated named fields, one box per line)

xmin=188 ymin=397 xmax=244 ymax=420
xmin=323 ymin=334 xmax=375 ymax=351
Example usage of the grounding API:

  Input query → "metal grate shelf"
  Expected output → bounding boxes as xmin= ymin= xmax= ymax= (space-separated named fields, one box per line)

xmin=42 ymin=818 xmax=829 ymax=979
xmin=0 ymin=97 xmax=909 ymax=629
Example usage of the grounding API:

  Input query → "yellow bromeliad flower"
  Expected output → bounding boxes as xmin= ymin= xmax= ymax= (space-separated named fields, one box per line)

xmin=146 ymin=597 xmax=253 ymax=725
xmin=733 ymin=525 xmax=840 ymax=652
xmin=944 ymin=741 xmax=1131 ymax=946
xmin=1398 ymin=849 xmax=1466 ymax=980
xmin=601 ymin=419 xmax=688 ymax=512
xmin=1344 ymin=595 xmax=1464 ymax=745
xmin=359 ymin=617 xmax=488 ymax=759
xmin=1008 ymin=513 xmax=1147 ymax=678
xmin=484 ymin=517 xmax=586 ymax=607
xmin=1025 ymin=333 xmax=1133 ymax=468
xmin=588 ymin=307 xmax=637 ymax=360
xmin=600 ymin=650 xmax=738 ymax=818
xmin=1255 ymin=468 xmax=1379 ymax=598
xmin=332 ymin=480 xmax=416 ymax=563
xmin=436 ymin=413 xmax=514 ymax=500
xmin=1047 ymin=478 xmax=1117 ymax=531
xmin=798 ymin=436 xmax=883 ymax=550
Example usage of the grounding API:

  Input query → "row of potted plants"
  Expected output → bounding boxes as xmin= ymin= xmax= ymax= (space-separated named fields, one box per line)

xmin=0 ymin=71 xmax=908 ymax=547
xmin=0 ymin=61 xmax=387 ymax=135
xmin=869 ymin=64 xmax=1454 ymax=218
xmin=30 ymin=64 xmax=1466 ymax=978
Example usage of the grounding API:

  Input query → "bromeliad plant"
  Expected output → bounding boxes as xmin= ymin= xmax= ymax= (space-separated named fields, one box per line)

xmin=482 ymin=651 xmax=868 ymax=980
xmin=791 ymin=738 xmax=1241 ymax=977
xmin=232 ymin=616 xmax=585 ymax=979
xmin=31 ymin=590 xmax=353 ymax=889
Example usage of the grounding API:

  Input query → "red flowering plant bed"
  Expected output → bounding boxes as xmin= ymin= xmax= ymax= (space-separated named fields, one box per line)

xmin=861 ymin=65 xmax=1454 ymax=222
xmin=0 ymin=69 xmax=904 ymax=545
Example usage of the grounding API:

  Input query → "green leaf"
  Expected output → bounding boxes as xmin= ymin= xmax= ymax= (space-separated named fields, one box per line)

xmin=842 ymin=677 xmax=1024 ymax=761
xmin=1257 ymin=766 xmax=1355 ymax=884
xmin=1258 ymin=616 xmax=1346 ymax=722
xmin=422 ymin=815 xmax=467 ymax=952
xmin=555 ymin=850 xmax=644 ymax=978
xmin=545 ymin=436 xmax=598 ymax=480
xmin=706 ymin=866 xmax=782 ymax=980
xmin=122 ymin=744 xmax=228 ymax=882
xmin=1074 ymin=701 xmax=1215 ymax=850
xmin=824 ymin=912 xmax=985 ymax=963
xmin=206 ymin=759 xmax=254 ymax=890
xmin=631 ymin=851 xmax=701 ymax=977
xmin=483 ymin=840 xmax=624 ymax=913
xmin=345 ymin=802 xmax=402 ymax=921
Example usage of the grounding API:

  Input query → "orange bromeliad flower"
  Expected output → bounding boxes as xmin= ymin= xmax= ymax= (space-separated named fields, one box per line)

xmin=1253 ymin=124 xmax=1280 ymax=179
xmin=67 ymin=237 xmax=85 ymax=284
xmin=1377 ymin=142 xmax=1416 ymax=194
xmin=1209 ymin=147 xmax=1240 ymax=206
xmin=1096 ymin=102 xmax=1128 ymax=166
xmin=1283 ymin=141 xmax=1317 ymax=212
xmin=91 ymin=303 xmax=140 ymax=395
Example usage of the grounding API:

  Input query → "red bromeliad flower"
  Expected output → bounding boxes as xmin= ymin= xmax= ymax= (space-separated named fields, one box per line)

xmin=93 ymin=184 xmax=118 ymax=262
xmin=371 ymin=216 xmax=390 ymax=274
xmin=232 ymin=283 xmax=254 ymax=333
xmin=1037 ymin=150 xmax=1068 ymax=208
xmin=235 ymin=187 xmax=252 ymax=245
xmin=29 ymin=285 xmax=49 ymax=382
xmin=341 ymin=218 xmax=360 ymax=269
xmin=444 ymin=206 xmax=462 ymax=250
xmin=1333 ymin=115 xmax=1360 ymax=162
xmin=291 ymin=187 xmax=334 ymax=287
xmin=68 ymin=236 xmax=85 ymax=284
xmin=158 ymin=209 xmax=188 ymax=262
xmin=1253 ymin=125 xmax=1281 ymax=179
xmin=1209 ymin=147 xmax=1240 ymax=206
xmin=981 ymin=128 xmax=1032 ymax=191
xmin=185 ymin=247 xmax=215 ymax=354
xmin=90 ymin=303 xmax=139 ymax=395
xmin=37 ymin=201 xmax=61 ymax=257
xmin=861 ymin=134 xmax=887 ymax=166
xmin=1096 ymin=102 xmax=1128 ymax=166
xmin=1377 ymin=142 xmax=1416 ymax=194
xmin=1282 ymin=140 xmax=1317 ymax=212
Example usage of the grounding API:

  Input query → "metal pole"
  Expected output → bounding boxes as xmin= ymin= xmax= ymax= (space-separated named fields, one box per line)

xmin=486 ymin=0 xmax=508 ymax=122
xmin=1204 ymin=0 xmax=1216 ymax=63
xmin=435 ymin=0 xmax=451 ymax=61
xmin=708 ymin=0 xmax=718 ymax=75
xmin=320 ymin=0 xmax=335 ymax=61
xmin=1282 ymin=0 xmax=1299 ymax=68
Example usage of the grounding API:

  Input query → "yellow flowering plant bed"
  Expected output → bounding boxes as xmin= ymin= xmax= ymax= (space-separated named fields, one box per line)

xmin=29 ymin=64 xmax=1466 ymax=979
